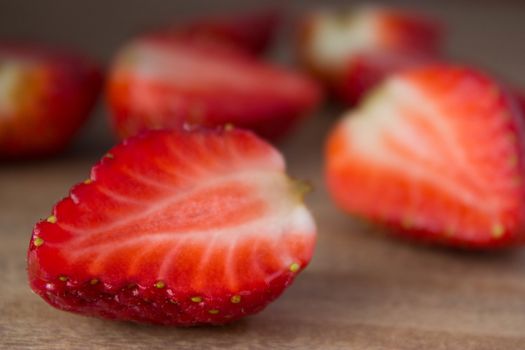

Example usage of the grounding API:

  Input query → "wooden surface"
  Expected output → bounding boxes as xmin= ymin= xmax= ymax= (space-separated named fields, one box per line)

xmin=2 ymin=1 xmax=525 ymax=349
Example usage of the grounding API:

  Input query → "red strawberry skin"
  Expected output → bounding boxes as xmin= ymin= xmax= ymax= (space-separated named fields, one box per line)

xmin=27 ymin=127 xmax=316 ymax=325
xmin=107 ymin=36 xmax=322 ymax=141
xmin=326 ymin=65 xmax=525 ymax=248
xmin=297 ymin=7 xmax=442 ymax=106
xmin=162 ymin=9 xmax=280 ymax=56
xmin=0 ymin=43 xmax=102 ymax=158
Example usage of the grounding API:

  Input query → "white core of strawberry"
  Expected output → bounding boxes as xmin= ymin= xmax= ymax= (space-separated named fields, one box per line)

xmin=116 ymin=39 xmax=307 ymax=96
xmin=308 ymin=7 xmax=381 ymax=72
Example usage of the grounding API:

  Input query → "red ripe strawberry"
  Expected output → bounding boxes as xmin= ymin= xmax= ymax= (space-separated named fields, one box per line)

xmin=28 ymin=127 xmax=316 ymax=325
xmin=326 ymin=65 xmax=525 ymax=248
xmin=0 ymin=43 xmax=102 ymax=158
xmin=297 ymin=7 xmax=442 ymax=105
xmin=107 ymin=35 xmax=322 ymax=141
xmin=158 ymin=9 xmax=280 ymax=56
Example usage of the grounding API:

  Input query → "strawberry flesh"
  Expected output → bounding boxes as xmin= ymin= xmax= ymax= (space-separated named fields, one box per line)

xmin=326 ymin=65 xmax=525 ymax=248
xmin=28 ymin=128 xmax=316 ymax=325
xmin=107 ymin=36 xmax=322 ymax=141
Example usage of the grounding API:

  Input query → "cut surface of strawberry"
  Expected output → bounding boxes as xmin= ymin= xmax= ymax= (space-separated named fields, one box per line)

xmin=297 ymin=6 xmax=441 ymax=105
xmin=0 ymin=43 xmax=102 ymax=158
xmin=28 ymin=127 xmax=316 ymax=325
xmin=107 ymin=36 xmax=322 ymax=141
xmin=326 ymin=65 xmax=525 ymax=248
xmin=158 ymin=9 xmax=280 ymax=56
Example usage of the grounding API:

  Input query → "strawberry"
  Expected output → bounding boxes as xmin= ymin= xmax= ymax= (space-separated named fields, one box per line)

xmin=157 ymin=9 xmax=280 ymax=56
xmin=107 ymin=35 xmax=322 ymax=141
xmin=325 ymin=65 xmax=525 ymax=248
xmin=297 ymin=6 xmax=442 ymax=105
xmin=27 ymin=127 xmax=316 ymax=325
xmin=0 ymin=43 xmax=102 ymax=158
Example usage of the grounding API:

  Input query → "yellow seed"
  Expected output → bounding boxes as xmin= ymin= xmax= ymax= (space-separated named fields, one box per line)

xmin=46 ymin=215 xmax=57 ymax=224
xmin=230 ymin=295 xmax=241 ymax=304
xmin=492 ymin=223 xmax=505 ymax=238
xmin=224 ymin=123 xmax=234 ymax=131
xmin=90 ymin=278 xmax=99 ymax=285
xmin=289 ymin=263 xmax=300 ymax=273
xmin=444 ymin=227 xmax=454 ymax=237
xmin=154 ymin=280 xmax=165 ymax=289
xmin=191 ymin=296 xmax=202 ymax=303
xmin=33 ymin=237 xmax=44 ymax=247
xmin=508 ymin=155 xmax=518 ymax=167
xmin=58 ymin=276 xmax=68 ymax=282
xmin=507 ymin=133 xmax=517 ymax=144
xmin=169 ymin=299 xmax=178 ymax=304
xmin=83 ymin=179 xmax=93 ymax=184
xmin=105 ymin=153 xmax=114 ymax=159
xmin=208 ymin=309 xmax=219 ymax=315
xmin=401 ymin=217 xmax=412 ymax=229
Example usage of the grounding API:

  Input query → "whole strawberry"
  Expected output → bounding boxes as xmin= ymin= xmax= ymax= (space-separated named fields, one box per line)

xmin=0 ymin=43 xmax=102 ymax=158
xmin=28 ymin=127 xmax=316 ymax=325
xmin=326 ymin=65 xmax=525 ymax=248
xmin=107 ymin=33 xmax=322 ymax=141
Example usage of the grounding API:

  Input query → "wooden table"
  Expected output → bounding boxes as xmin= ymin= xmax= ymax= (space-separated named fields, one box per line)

xmin=1 ymin=1 xmax=525 ymax=349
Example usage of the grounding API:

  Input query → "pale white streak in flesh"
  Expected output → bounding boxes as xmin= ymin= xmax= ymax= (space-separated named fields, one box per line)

xmin=346 ymin=78 xmax=503 ymax=214
xmin=58 ymin=170 xmax=278 ymax=235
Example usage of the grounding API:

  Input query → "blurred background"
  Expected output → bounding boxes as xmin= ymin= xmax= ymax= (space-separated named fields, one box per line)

xmin=1 ymin=0 xmax=525 ymax=156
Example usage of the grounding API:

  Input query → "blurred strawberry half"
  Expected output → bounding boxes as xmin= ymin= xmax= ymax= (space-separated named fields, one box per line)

xmin=326 ymin=65 xmax=525 ymax=248
xmin=298 ymin=7 xmax=442 ymax=105
xmin=0 ymin=43 xmax=102 ymax=158
xmin=156 ymin=9 xmax=280 ymax=56
xmin=28 ymin=127 xmax=316 ymax=325
xmin=107 ymin=35 xmax=322 ymax=141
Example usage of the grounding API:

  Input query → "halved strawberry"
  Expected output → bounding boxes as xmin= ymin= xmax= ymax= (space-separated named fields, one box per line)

xmin=107 ymin=35 xmax=322 ymax=141
xmin=156 ymin=9 xmax=280 ymax=56
xmin=28 ymin=127 xmax=316 ymax=325
xmin=0 ymin=43 xmax=102 ymax=158
xmin=326 ymin=65 xmax=525 ymax=248
xmin=297 ymin=6 xmax=442 ymax=105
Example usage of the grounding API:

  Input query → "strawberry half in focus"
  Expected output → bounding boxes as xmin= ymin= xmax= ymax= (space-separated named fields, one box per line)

xmin=0 ymin=43 xmax=102 ymax=158
xmin=28 ymin=127 xmax=316 ymax=325
xmin=160 ymin=9 xmax=280 ymax=56
xmin=107 ymin=35 xmax=322 ymax=141
xmin=298 ymin=7 xmax=442 ymax=105
xmin=326 ymin=65 xmax=525 ymax=248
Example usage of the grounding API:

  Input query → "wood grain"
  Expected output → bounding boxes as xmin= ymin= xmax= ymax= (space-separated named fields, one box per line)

xmin=2 ymin=1 xmax=525 ymax=349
